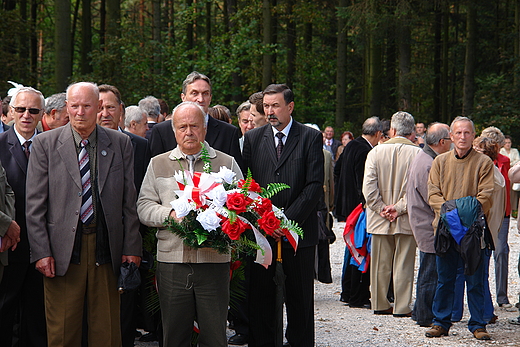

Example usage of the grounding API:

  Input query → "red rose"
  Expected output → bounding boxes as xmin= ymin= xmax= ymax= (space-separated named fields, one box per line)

xmin=238 ymin=179 xmax=262 ymax=193
xmin=222 ymin=218 xmax=250 ymax=240
xmin=226 ymin=192 xmax=251 ymax=213
xmin=258 ymin=211 xmax=281 ymax=236
xmin=254 ymin=197 xmax=273 ymax=216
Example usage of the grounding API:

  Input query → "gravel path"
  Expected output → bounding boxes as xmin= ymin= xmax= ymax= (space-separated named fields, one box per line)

xmin=136 ymin=217 xmax=520 ymax=346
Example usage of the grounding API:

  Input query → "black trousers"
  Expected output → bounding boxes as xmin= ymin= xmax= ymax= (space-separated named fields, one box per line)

xmin=248 ymin=245 xmax=315 ymax=347
xmin=0 ymin=262 xmax=47 ymax=347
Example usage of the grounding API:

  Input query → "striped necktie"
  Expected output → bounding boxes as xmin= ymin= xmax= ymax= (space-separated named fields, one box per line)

xmin=276 ymin=132 xmax=284 ymax=159
xmin=79 ymin=139 xmax=94 ymax=225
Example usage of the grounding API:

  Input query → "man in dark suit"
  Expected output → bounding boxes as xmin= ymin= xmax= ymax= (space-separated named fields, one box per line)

xmin=0 ymin=121 xmax=9 ymax=134
xmin=242 ymin=84 xmax=324 ymax=347
xmin=139 ymin=96 xmax=161 ymax=141
xmin=26 ymin=82 xmax=142 ymax=346
xmin=0 ymin=161 xmax=19 ymax=282
xmin=97 ymin=84 xmax=152 ymax=346
xmin=333 ymin=117 xmax=381 ymax=308
xmin=149 ymin=71 xmax=243 ymax=167
xmin=0 ymin=86 xmax=48 ymax=346
xmin=323 ymin=126 xmax=341 ymax=159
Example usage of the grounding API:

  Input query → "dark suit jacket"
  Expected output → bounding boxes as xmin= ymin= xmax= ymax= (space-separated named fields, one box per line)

xmin=122 ymin=130 xmax=151 ymax=194
xmin=149 ymin=117 xmax=243 ymax=168
xmin=0 ymin=162 xmax=15 ymax=268
xmin=1 ymin=123 xmax=9 ymax=133
xmin=330 ymin=138 xmax=341 ymax=158
xmin=0 ymin=127 xmax=37 ymax=263
xmin=243 ymin=121 xmax=324 ymax=248
xmin=334 ymin=136 xmax=373 ymax=220
xmin=26 ymin=124 xmax=142 ymax=276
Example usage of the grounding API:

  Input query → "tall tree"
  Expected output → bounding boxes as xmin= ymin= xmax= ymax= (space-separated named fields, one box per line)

xmin=55 ymin=0 xmax=72 ymax=91
xmin=262 ymin=0 xmax=273 ymax=88
xmin=286 ymin=0 xmax=296 ymax=88
xmin=81 ymin=0 xmax=93 ymax=75
xmin=335 ymin=0 xmax=348 ymax=128
xmin=463 ymin=1 xmax=477 ymax=116
xmin=398 ymin=23 xmax=411 ymax=111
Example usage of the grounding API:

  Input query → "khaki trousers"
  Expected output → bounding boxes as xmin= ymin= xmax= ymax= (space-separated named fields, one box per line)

xmin=370 ymin=234 xmax=416 ymax=314
xmin=44 ymin=233 xmax=121 ymax=347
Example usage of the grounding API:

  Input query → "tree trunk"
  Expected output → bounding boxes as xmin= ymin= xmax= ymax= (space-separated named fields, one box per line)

xmin=398 ymin=24 xmax=411 ymax=111
xmin=81 ymin=0 xmax=93 ymax=75
xmin=515 ymin=0 xmax=520 ymax=86
xmin=262 ymin=0 xmax=273 ymax=88
xmin=462 ymin=1 xmax=477 ymax=116
xmin=433 ymin=5 xmax=442 ymax=120
xmin=335 ymin=0 xmax=347 ymax=128
xmin=286 ymin=0 xmax=296 ymax=88
xmin=441 ymin=1 xmax=449 ymax=123
xmin=186 ymin=0 xmax=194 ymax=62
xmin=153 ymin=0 xmax=161 ymax=82
xmin=55 ymin=0 xmax=72 ymax=91
xmin=105 ymin=0 xmax=121 ymax=82
xmin=369 ymin=34 xmax=382 ymax=117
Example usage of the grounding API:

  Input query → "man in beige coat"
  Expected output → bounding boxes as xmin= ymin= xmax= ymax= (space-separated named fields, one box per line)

xmin=363 ymin=111 xmax=421 ymax=317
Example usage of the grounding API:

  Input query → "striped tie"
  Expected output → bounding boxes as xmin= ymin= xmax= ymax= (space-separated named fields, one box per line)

xmin=79 ymin=139 xmax=94 ymax=225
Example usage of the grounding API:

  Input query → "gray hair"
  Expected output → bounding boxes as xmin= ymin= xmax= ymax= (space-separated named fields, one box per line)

xmin=66 ymin=82 xmax=99 ymax=100
xmin=44 ymin=92 xmax=66 ymax=114
xmin=236 ymin=101 xmax=251 ymax=118
xmin=481 ymin=126 xmax=505 ymax=147
xmin=450 ymin=116 xmax=475 ymax=133
xmin=124 ymin=106 xmax=146 ymax=128
xmin=390 ymin=111 xmax=415 ymax=136
xmin=362 ymin=116 xmax=382 ymax=135
xmin=425 ymin=122 xmax=450 ymax=146
xmin=138 ymin=96 xmax=161 ymax=120
xmin=182 ymin=71 xmax=212 ymax=94
xmin=10 ymin=86 xmax=45 ymax=110
xmin=171 ymin=101 xmax=207 ymax=130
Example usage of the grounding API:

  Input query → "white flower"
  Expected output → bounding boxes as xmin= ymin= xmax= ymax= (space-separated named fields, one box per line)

xmin=212 ymin=166 xmax=236 ymax=184
xmin=206 ymin=184 xmax=228 ymax=208
xmin=196 ymin=209 xmax=221 ymax=231
xmin=170 ymin=197 xmax=193 ymax=218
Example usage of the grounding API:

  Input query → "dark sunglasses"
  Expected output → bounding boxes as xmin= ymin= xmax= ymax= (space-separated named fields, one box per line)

xmin=11 ymin=106 xmax=41 ymax=115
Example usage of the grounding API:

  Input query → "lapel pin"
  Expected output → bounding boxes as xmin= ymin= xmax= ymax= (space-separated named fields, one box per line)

xmin=101 ymin=150 xmax=107 ymax=156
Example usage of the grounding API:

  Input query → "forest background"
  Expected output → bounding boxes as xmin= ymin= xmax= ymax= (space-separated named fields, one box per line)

xmin=1 ymin=0 xmax=520 ymax=139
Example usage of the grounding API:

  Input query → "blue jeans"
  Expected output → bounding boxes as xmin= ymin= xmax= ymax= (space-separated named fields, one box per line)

xmin=493 ymin=217 xmax=510 ymax=305
xmin=412 ymin=252 xmax=437 ymax=325
xmin=433 ymin=247 xmax=488 ymax=333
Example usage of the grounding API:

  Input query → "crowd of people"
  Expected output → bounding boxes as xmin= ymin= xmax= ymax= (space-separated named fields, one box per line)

xmin=332 ymin=113 xmax=520 ymax=341
xmin=0 ymin=71 xmax=519 ymax=347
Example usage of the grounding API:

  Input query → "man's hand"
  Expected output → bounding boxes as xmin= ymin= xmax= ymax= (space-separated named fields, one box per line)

xmin=380 ymin=205 xmax=398 ymax=222
xmin=169 ymin=210 xmax=183 ymax=223
xmin=122 ymin=255 xmax=141 ymax=268
xmin=271 ymin=228 xmax=286 ymax=242
xmin=36 ymin=256 xmax=56 ymax=278
xmin=0 ymin=220 xmax=20 ymax=252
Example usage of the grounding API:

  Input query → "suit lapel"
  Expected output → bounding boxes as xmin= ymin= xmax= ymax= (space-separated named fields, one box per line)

xmin=7 ymin=128 xmax=28 ymax=175
xmin=262 ymin=126 xmax=278 ymax=167
xmin=276 ymin=121 xmax=300 ymax=169
xmin=57 ymin=124 xmax=82 ymax=190
xmin=96 ymin=126 xmax=114 ymax=194
xmin=205 ymin=116 xmax=218 ymax=144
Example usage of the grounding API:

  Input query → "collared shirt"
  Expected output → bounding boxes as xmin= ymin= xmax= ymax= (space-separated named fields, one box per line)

xmin=271 ymin=117 xmax=293 ymax=147
xmin=361 ymin=135 xmax=374 ymax=149
xmin=72 ymin=127 xmax=98 ymax=227
xmin=13 ymin=125 xmax=37 ymax=151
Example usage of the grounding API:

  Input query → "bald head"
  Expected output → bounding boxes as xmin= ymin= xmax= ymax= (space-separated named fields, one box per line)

xmin=426 ymin=122 xmax=451 ymax=154
xmin=172 ymin=101 xmax=207 ymax=155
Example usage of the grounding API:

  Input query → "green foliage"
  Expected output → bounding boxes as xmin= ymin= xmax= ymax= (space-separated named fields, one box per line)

xmin=260 ymin=183 xmax=291 ymax=199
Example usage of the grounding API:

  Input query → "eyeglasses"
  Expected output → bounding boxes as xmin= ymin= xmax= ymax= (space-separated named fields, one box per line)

xmin=442 ymin=138 xmax=451 ymax=141
xmin=11 ymin=106 xmax=41 ymax=115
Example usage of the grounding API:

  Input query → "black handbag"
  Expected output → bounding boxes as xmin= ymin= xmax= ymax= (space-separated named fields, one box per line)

xmin=118 ymin=261 xmax=141 ymax=293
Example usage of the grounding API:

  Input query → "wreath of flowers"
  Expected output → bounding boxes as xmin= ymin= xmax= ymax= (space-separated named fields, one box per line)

xmin=164 ymin=143 xmax=303 ymax=267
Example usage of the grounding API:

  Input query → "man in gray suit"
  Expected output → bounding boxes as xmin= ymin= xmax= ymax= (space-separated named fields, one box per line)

xmin=26 ymin=82 xmax=142 ymax=346
xmin=0 ymin=162 xmax=19 ymax=281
